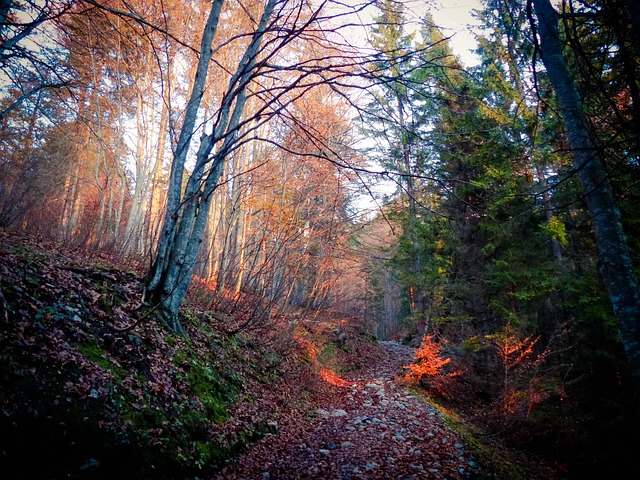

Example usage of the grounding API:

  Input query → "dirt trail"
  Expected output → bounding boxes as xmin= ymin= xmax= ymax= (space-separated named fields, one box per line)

xmin=217 ymin=341 xmax=481 ymax=479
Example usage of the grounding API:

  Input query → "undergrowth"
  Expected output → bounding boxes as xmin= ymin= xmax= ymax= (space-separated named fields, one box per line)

xmin=0 ymin=232 xmax=314 ymax=479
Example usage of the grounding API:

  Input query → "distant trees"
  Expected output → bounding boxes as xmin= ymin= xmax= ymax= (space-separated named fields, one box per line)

xmin=142 ymin=0 xmax=377 ymax=330
xmin=0 ymin=0 xmax=74 ymax=229
xmin=359 ymin=1 xmax=443 ymax=335
xmin=0 ymin=0 xmax=74 ymax=121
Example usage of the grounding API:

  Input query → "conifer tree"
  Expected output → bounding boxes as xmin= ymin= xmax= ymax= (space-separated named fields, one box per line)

xmin=363 ymin=0 xmax=428 ymax=333
xmin=531 ymin=0 xmax=640 ymax=412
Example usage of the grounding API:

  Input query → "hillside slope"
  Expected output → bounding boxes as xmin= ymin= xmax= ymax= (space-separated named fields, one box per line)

xmin=0 ymin=231 xmax=319 ymax=478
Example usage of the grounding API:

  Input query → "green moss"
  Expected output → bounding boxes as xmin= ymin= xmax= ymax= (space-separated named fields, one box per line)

xmin=186 ymin=358 xmax=240 ymax=424
xmin=75 ymin=342 xmax=127 ymax=380
xmin=460 ymin=336 xmax=483 ymax=352
xmin=317 ymin=342 xmax=338 ymax=368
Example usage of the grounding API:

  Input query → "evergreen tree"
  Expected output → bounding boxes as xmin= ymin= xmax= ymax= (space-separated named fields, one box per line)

xmin=362 ymin=1 xmax=434 ymax=335
xmin=532 ymin=0 xmax=640 ymax=414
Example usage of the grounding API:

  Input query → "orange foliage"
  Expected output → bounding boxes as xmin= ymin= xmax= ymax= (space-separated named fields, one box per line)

xmin=404 ymin=335 xmax=453 ymax=379
xmin=496 ymin=334 xmax=541 ymax=368
xmin=294 ymin=334 xmax=319 ymax=362
xmin=491 ymin=333 xmax=552 ymax=417
xmin=319 ymin=368 xmax=351 ymax=387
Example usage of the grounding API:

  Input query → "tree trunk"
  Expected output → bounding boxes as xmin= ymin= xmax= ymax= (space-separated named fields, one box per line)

xmin=532 ymin=0 xmax=640 ymax=410
xmin=144 ymin=73 xmax=171 ymax=256
xmin=145 ymin=0 xmax=278 ymax=332
xmin=146 ymin=0 xmax=226 ymax=298
xmin=121 ymin=55 xmax=153 ymax=256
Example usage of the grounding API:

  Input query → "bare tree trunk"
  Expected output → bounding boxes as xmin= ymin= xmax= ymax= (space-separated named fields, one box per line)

xmin=144 ymin=73 xmax=171 ymax=256
xmin=215 ymin=159 xmax=234 ymax=293
xmin=60 ymin=138 xmax=84 ymax=243
xmin=121 ymin=49 xmax=154 ymax=255
xmin=111 ymin=21 xmax=128 ymax=247
xmin=232 ymin=139 xmax=255 ymax=297
xmin=534 ymin=164 xmax=563 ymax=264
xmin=91 ymin=69 xmax=106 ymax=249
xmin=146 ymin=0 xmax=226 ymax=298
xmin=532 ymin=0 xmax=640 ymax=411
xmin=146 ymin=0 xmax=278 ymax=332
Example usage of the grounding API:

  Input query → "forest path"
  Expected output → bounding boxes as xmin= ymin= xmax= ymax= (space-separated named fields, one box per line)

xmin=217 ymin=341 xmax=479 ymax=479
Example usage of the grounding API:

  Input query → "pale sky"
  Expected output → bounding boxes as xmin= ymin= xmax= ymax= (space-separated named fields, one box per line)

xmin=414 ymin=0 xmax=483 ymax=66
xmin=336 ymin=0 xmax=484 ymax=66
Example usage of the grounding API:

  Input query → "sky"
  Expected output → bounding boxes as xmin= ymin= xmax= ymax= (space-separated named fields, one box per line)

xmin=328 ymin=1 xmax=484 ymax=68
xmin=413 ymin=0 xmax=483 ymax=66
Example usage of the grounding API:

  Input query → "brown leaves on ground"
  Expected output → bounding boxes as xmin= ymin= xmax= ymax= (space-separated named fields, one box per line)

xmin=217 ymin=341 xmax=482 ymax=480
xmin=0 ymin=231 xmax=314 ymax=477
xmin=0 ymin=230 xmax=412 ymax=479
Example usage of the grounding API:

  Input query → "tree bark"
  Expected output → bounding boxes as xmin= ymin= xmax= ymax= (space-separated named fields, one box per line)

xmin=146 ymin=0 xmax=226 ymax=298
xmin=146 ymin=0 xmax=278 ymax=332
xmin=532 ymin=0 xmax=640 ymax=410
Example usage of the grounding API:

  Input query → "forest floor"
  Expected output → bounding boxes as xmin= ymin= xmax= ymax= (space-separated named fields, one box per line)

xmin=0 ymin=229 xmax=561 ymax=480
xmin=217 ymin=341 xmax=482 ymax=480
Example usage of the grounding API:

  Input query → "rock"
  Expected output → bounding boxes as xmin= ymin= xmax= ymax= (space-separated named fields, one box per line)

xmin=341 ymin=441 xmax=353 ymax=447
xmin=454 ymin=443 xmax=464 ymax=449
xmin=79 ymin=458 xmax=99 ymax=471
xmin=262 ymin=472 xmax=270 ymax=479
xmin=327 ymin=441 xmax=337 ymax=450
xmin=331 ymin=409 xmax=348 ymax=416
xmin=315 ymin=408 xmax=330 ymax=418
xmin=319 ymin=449 xmax=330 ymax=456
